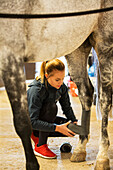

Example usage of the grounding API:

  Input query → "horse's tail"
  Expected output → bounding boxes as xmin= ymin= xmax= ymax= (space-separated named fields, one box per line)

xmin=95 ymin=60 xmax=101 ymax=120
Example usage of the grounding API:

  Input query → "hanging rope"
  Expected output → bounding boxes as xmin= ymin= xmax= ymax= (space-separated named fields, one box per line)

xmin=0 ymin=6 xmax=113 ymax=19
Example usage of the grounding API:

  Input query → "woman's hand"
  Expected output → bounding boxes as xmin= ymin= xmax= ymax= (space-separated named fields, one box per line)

xmin=55 ymin=121 xmax=76 ymax=137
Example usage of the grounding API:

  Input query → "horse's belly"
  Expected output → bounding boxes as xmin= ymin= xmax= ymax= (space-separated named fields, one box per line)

xmin=25 ymin=0 xmax=100 ymax=61
xmin=26 ymin=14 xmax=98 ymax=61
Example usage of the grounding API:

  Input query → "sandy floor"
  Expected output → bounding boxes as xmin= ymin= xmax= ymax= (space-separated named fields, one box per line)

xmin=0 ymin=88 xmax=113 ymax=170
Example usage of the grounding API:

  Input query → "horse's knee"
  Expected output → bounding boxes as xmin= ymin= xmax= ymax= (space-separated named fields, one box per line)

xmin=74 ymin=77 xmax=94 ymax=111
xmin=14 ymin=110 xmax=32 ymax=138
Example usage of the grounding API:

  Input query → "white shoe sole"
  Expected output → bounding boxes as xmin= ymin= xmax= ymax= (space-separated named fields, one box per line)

xmin=34 ymin=150 xmax=57 ymax=159
xmin=31 ymin=140 xmax=35 ymax=149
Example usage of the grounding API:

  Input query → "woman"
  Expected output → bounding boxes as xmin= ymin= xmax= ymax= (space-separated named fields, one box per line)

xmin=27 ymin=59 xmax=78 ymax=159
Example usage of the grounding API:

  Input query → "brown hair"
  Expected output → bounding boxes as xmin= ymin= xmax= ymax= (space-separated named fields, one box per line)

xmin=36 ymin=59 xmax=65 ymax=83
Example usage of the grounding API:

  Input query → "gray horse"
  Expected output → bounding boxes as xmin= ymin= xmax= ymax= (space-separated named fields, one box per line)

xmin=0 ymin=0 xmax=113 ymax=170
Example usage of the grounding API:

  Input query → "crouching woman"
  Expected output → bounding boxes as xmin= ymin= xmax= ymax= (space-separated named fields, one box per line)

xmin=27 ymin=59 xmax=77 ymax=159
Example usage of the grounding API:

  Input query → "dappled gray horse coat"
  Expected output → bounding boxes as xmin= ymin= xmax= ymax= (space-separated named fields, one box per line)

xmin=0 ymin=0 xmax=113 ymax=170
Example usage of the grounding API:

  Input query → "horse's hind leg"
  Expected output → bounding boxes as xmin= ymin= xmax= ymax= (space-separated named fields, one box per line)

xmin=1 ymin=48 xmax=39 ymax=170
xmin=93 ymin=35 xmax=113 ymax=170
xmin=65 ymin=38 xmax=93 ymax=162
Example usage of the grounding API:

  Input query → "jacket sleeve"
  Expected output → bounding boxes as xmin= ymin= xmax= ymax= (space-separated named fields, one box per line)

xmin=27 ymin=87 xmax=56 ymax=132
xmin=59 ymin=84 xmax=78 ymax=122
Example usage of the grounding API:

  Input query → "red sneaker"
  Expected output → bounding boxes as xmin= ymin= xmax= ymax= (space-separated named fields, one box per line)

xmin=31 ymin=132 xmax=39 ymax=146
xmin=34 ymin=144 xmax=57 ymax=159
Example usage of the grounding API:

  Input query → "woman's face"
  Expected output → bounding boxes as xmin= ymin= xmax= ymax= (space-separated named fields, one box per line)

xmin=45 ymin=70 xmax=65 ymax=89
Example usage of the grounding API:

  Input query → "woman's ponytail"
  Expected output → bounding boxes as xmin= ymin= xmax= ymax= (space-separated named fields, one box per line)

xmin=36 ymin=61 xmax=46 ymax=83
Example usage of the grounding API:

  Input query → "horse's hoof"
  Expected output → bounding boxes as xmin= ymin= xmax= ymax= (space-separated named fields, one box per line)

xmin=70 ymin=151 xmax=86 ymax=162
xmin=94 ymin=159 xmax=110 ymax=170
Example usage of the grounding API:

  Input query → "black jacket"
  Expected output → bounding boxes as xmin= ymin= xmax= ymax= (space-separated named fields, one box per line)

xmin=27 ymin=79 xmax=77 ymax=132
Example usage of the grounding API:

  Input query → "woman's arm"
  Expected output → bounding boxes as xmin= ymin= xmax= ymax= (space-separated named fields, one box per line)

xmin=55 ymin=121 xmax=76 ymax=137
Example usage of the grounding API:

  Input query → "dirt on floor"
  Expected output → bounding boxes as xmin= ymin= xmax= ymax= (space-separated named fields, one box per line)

xmin=0 ymin=89 xmax=113 ymax=170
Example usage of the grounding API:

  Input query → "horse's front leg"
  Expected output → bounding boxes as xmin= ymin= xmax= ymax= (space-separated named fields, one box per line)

xmin=1 ymin=48 xmax=39 ymax=170
xmin=65 ymin=38 xmax=93 ymax=162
